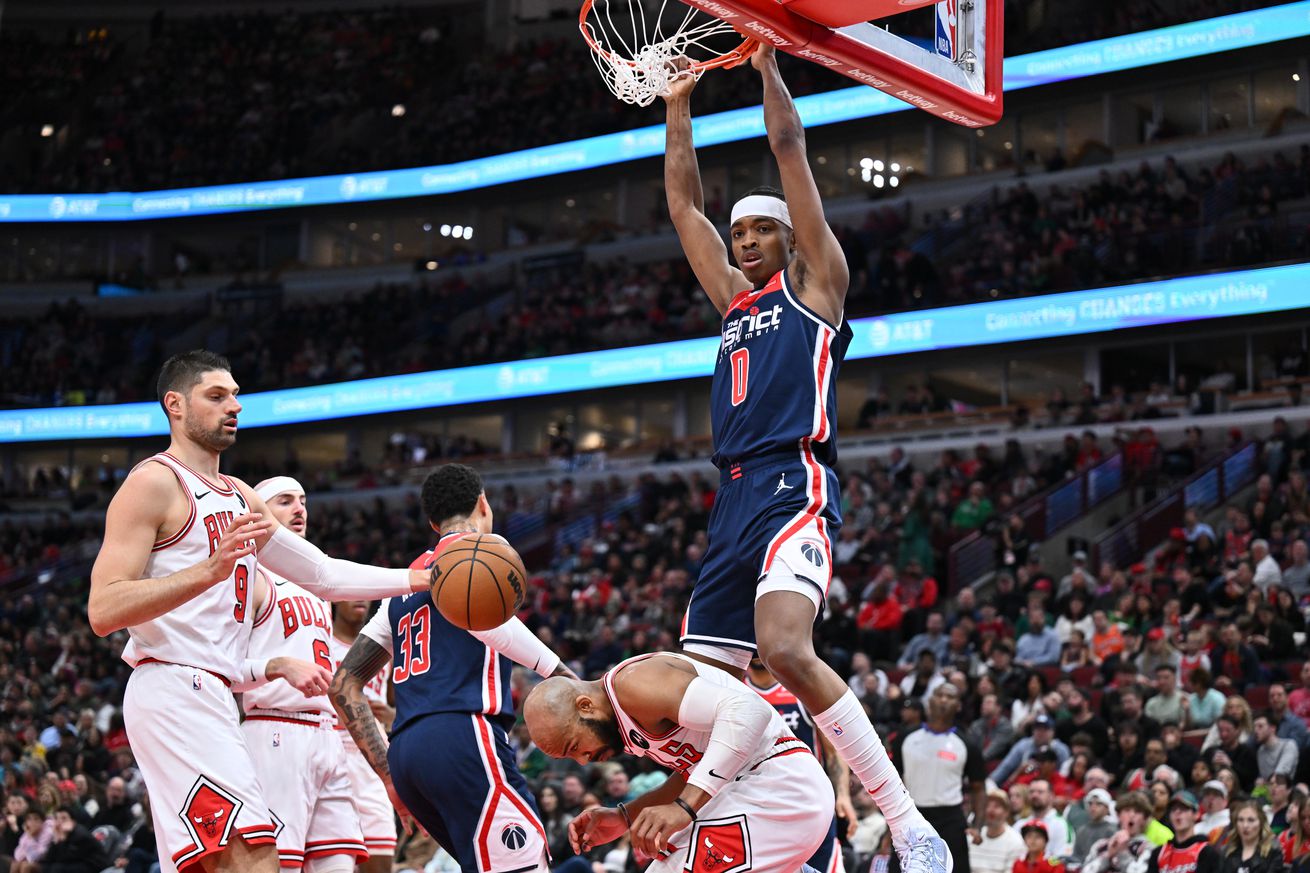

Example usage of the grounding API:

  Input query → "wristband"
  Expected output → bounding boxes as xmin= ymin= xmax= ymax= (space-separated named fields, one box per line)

xmin=673 ymin=797 xmax=698 ymax=822
xmin=617 ymin=802 xmax=632 ymax=827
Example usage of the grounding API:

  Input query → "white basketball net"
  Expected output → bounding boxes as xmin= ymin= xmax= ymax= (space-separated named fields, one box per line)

xmin=581 ymin=0 xmax=746 ymax=107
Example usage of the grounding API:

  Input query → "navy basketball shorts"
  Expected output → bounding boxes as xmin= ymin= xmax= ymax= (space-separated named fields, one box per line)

xmin=681 ymin=449 xmax=842 ymax=658
xmin=388 ymin=712 xmax=548 ymax=873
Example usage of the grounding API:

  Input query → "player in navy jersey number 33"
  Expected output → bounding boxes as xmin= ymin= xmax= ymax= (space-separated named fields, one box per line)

xmin=661 ymin=43 xmax=951 ymax=873
xmin=330 ymin=465 xmax=575 ymax=873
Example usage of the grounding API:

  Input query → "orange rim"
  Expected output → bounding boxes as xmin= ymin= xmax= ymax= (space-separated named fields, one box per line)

xmin=579 ymin=0 xmax=759 ymax=74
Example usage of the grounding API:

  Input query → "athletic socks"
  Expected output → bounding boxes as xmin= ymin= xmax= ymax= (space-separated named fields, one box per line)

xmin=813 ymin=689 xmax=925 ymax=836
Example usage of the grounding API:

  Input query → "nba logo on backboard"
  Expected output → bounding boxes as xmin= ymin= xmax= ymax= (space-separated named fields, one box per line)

xmin=935 ymin=0 xmax=957 ymax=60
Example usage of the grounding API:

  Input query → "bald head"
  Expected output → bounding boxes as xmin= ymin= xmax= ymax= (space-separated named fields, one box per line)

xmin=524 ymin=676 xmax=624 ymax=766
xmin=524 ymin=677 xmax=585 ymax=748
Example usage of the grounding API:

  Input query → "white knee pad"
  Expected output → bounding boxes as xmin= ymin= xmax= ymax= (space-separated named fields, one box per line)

xmin=307 ymin=855 xmax=357 ymax=873
xmin=756 ymin=555 xmax=824 ymax=615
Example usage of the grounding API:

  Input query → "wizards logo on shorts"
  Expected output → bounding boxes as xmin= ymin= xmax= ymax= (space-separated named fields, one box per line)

xmin=501 ymin=823 xmax=528 ymax=850
xmin=799 ymin=541 xmax=825 ymax=568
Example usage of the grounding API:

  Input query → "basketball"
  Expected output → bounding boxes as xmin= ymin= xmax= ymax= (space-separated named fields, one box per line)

xmin=430 ymin=533 xmax=528 ymax=631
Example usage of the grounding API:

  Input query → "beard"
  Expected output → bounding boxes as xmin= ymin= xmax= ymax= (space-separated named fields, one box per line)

xmin=579 ymin=714 xmax=624 ymax=759
xmin=185 ymin=415 xmax=236 ymax=452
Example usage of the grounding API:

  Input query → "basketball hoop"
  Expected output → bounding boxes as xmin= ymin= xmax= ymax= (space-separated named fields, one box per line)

xmin=579 ymin=0 xmax=758 ymax=107
xmin=580 ymin=0 xmax=1003 ymax=127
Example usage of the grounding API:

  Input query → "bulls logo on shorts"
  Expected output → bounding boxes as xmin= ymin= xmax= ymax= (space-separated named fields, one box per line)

xmin=798 ymin=541 xmax=825 ymax=568
xmin=180 ymin=776 xmax=242 ymax=853
xmin=628 ymin=729 xmax=650 ymax=750
xmin=501 ymin=823 xmax=528 ymax=850
xmin=686 ymin=815 xmax=752 ymax=873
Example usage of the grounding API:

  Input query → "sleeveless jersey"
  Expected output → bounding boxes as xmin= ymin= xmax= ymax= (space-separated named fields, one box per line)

xmin=1156 ymin=837 xmax=1211 ymax=873
xmin=240 ymin=571 xmax=333 ymax=714
xmin=1177 ymin=653 xmax=1209 ymax=686
xmin=602 ymin=653 xmax=809 ymax=778
xmin=121 ymin=452 xmax=259 ymax=682
xmin=328 ymin=632 xmax=388 ymax=737
xmin=710 ymin=268 xmax=852 ymax=470
xmin=387 ymin=532 xmax=513 ymax=737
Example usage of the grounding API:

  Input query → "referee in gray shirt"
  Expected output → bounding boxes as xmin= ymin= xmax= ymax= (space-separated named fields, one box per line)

xmin=892 ymin=682 xmax=986 ymax=873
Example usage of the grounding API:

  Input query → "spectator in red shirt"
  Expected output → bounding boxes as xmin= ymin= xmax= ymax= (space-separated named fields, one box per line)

xmin=1016 ymin=747 xmax=1077 ymax=800
xmin=895 ymin=558 xmax=941 ymax=630
xmin=1224 ymin=511 xmax=1254 ymax=564
xmin=1077 ymin=431 xmax=1104 ymax=472
xmin=1288 ymin=661 xmax=1310 ymax=723
xmin=857 ymin=581 xmax=903 ymax=663
xmin=1015 ymin=821 xmax=1065 ymax=873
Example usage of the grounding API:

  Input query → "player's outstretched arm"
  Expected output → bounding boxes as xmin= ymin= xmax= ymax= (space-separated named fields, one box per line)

xmin=753 ymin=45 xmax=850 ymax=324
xmin=468 ymin=618 xmax=577 ymax=679
xmin=331 ymin=633 xmax=417 ymax=834
xmin=663 ymin=71 xmax=748 ymax=315
xmin=232 ymin=480 xmax=426 ymax=599
xmin=88 ymin=463 xmax=272 ymax=636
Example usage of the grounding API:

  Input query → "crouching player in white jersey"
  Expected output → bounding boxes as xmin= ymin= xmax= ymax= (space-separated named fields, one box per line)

xmin=88 ymin=351 xmax=427 ymax=873
xmin=237 ymin=476 xmax=390 ymax=873
xmin=524 ymin=652 xmax=834 ymax=872
xmin=329 ymin=602 xmax=396 ymax=871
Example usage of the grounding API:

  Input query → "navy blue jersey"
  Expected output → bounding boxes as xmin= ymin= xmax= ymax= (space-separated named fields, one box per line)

xmin=387 ymin=533 xmax=513 ymax=738
xmin=711 ymin=268 xmax=852 ymax=470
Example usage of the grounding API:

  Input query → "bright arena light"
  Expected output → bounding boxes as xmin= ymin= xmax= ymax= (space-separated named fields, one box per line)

xmin=439 ymin=224 xmax=451 ymax=237
xmin=462 ymin=226 xmax=473 ymax=240
xmin=40 ymin=124 xmax=54 ymax=138
xmin=451 ymin=225 xmax=464 ymax=238
xmin=391 ymin=104 xmax=406 ymax=117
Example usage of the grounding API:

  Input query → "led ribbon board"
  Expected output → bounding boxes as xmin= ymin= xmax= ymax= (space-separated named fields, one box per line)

xmin=3 ymin=261 xmax=1306 ymax=442
xmin=0 ymin=2 xmax=1306 ymax=221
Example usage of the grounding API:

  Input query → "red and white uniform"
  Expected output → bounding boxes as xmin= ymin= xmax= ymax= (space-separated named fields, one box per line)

xmin=120 ymin=452 xmax=277 ymax=873
xmin=603 ymin=654 xmax=833 ymax=873
xmin=1177 ymin=652 xmax=1211 ymax=687
xmin=327 ymin=631 xmax=397 ymax=858
xmin=241 ymin=573 xmax=368 ymax=870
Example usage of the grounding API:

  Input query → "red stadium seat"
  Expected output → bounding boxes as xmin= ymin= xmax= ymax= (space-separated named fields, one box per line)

xmin=1070 ymin=667 xmax=1098 ymax=688
xmin=1246 ymin=685 xmax=1269 ymax=710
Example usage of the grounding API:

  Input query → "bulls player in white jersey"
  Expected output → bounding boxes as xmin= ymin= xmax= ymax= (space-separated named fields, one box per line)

xmin=237 ymin=475 xmax=388 ymax=873
xmin=328 ymin=599 xmax=396 ymax=872
xmin=88 ymin=351 xmax=427 ymax=873
xmin=524 ymin=652 xmax=833 ymax=871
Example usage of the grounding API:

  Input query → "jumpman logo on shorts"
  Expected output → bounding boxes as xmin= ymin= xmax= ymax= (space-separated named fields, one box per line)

xmin=774 ymin=473 xmax=795 ymax=496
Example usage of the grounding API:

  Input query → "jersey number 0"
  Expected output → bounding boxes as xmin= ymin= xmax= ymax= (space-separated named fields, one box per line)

xmin=730 ymin=349 xmax=749 ymax=406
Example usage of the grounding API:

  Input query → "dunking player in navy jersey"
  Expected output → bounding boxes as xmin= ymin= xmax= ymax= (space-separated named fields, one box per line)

xmin=662 ymin=44 xmax=950 ymax=873
xmin=331 ymin=464 xmax=576 ymax=873
xmin=747 ymin=658 xmax=855 ymax=873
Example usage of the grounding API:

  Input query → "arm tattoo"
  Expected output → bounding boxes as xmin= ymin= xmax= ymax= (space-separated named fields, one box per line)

xmin=331 ymin=636 xmax=393 ymax=781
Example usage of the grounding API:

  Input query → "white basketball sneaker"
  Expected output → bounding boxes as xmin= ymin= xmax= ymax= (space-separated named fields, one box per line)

xmin=895 ymin=825 xmax=954 ymax=873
